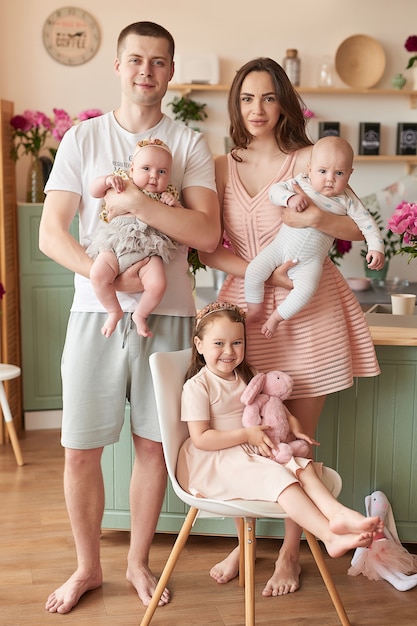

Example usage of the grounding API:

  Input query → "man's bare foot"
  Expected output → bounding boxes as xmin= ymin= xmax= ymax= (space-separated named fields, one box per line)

xmin=261 ymin=311 xmax=282 ymax=339
xmin=262 ymin=551 xmax=301 ymax=596
xmin=329 ymin=510 xmax=382 ymax=536
xmin=126 ymin=563 xmax=169 ymax=607
xmin=210 ymin=546 xmax=240 ymax=584
xmin=325 ymin=530 xmax=373 ymax=558
xmin=45 ymin=569 xmax=102 ymax=614
xmin=132 ymin=313 xmax=153 ymax=337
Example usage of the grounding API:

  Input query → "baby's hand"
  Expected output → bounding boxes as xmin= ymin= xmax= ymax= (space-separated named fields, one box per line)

xmin=160 ymin=191 xmax=181 ymax=206
xmin=287 ymin=192 xmax=309 ymax=213
xmin=366 ymin=250 xmax=385 ymax=271
xmin=246 ymin=425 xmax=274 ymax=457
xmin=107 ymin=174 xmax=126 ymax=193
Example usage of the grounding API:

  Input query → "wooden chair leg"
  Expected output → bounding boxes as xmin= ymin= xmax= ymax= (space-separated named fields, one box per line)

xmin=140 ymin=506 xmax=199 ymax=626
xmin=0 ymin=382 xmax=24 ymax=466
xmin=243 ymin=517 xmax=256 ymax=626
xmin=238 ymin=517 xmax=245 ymax=587
xmin=304 ymin=530 xmax=351 ymax=626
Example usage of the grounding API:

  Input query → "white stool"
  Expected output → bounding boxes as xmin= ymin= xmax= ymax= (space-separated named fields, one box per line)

xmin=0 ymin=364 xmax=24 ymax=466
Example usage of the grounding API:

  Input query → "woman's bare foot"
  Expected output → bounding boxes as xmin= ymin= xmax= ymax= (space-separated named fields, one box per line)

xmin=329 ymin=510 xmax=382 ymax=536
xmin=210 ymin=546 xmax=240 ymax=584
xmin=101 ymin=311 xmax=123 ymax=337
xmin=325 ymin=530 xmax=373 ymax=558
xmin=126 ymin=563 xmax=169 ymax=607
xmin=262 ymin=550 xmax=301 ymax=596
xmin=45 ymin=568 xmax=102 ymax=614
xmin=132 ymin=312 xmax=153 ymax=337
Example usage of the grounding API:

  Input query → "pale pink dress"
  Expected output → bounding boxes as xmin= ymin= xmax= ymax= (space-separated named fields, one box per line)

xmin=218 ymin=152 xmax=380 ymax=398
xmin=177 ymin=367 xmax=310 ymax=501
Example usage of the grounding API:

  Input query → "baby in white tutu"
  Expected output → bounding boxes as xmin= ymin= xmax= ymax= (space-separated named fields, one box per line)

xmin=88 ymin=138 xmax=181 ymax=338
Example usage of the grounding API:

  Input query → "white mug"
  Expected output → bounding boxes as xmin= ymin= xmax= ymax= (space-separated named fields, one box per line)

xmin=391 ymin=294 xmax=416 ymax=315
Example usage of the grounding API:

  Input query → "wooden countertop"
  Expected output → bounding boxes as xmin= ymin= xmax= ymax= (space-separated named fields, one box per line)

xmin=366 ymin=305 xmax=417 ymax=346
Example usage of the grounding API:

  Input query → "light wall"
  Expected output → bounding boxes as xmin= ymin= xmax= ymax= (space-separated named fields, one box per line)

xmin=2 ymin=0 xmax=417 ymax=279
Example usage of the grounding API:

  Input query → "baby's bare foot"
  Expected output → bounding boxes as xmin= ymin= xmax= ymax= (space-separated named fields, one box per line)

xmin=262 ymin=551 xmax=301 ymax=596
xmin=210 ymin=546 xmax=240 ymax=584
xmin=261 ymin=311 xmax=282 ymax=339
xmin=45 ymin=569 xmax=102 ymax=614
xmin=126 ymin=563 xmax=169 ymax=607
xmin=101 ymin=311 xmax=123 ymax=337
xmin=330 ymin=510 xmax=382 ymax=535
xmin=132 ymin=313 xmax=153 ymax=337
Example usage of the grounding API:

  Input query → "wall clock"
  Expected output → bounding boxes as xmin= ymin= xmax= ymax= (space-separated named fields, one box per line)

xmin=43 ymin=7 xmax=100 ymax=66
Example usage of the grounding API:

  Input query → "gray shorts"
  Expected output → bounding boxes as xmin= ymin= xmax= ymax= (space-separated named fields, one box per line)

xmin=61 ymin=311 xmax=194 ymax=449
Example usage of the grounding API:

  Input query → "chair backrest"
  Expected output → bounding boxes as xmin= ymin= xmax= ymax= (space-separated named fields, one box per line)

xmin=149 ymin=349 xmax=192 ymax=485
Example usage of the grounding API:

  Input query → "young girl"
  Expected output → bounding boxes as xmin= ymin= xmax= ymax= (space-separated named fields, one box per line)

xmin=177 ymin=302 xmax=382 ymax=560
xmin=87 ymin=138 xmax=181 ymax=338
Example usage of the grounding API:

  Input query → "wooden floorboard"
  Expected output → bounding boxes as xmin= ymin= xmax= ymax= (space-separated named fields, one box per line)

xmin=1 ymin=429 xmax=417 ymax=625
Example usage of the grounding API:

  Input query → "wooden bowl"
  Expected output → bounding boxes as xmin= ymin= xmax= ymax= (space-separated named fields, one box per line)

xmin=335 ymin=35 xmax=386 ymax=89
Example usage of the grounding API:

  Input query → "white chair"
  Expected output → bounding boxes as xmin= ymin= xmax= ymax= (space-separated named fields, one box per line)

xmin=0 ymin=364 xmax=24 ymax=466
xmin=142 ymin=348 xmax=350 ymax=626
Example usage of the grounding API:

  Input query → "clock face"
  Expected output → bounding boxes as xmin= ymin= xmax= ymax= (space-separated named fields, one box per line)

xmin=43 ymin=7 xmax=100 ymax=66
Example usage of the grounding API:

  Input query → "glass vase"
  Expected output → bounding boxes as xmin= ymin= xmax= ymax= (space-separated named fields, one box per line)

xmin=26 ymin=155 xmax=45 ymax=203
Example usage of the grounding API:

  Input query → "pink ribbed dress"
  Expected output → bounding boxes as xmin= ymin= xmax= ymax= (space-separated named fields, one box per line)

xmin=218 ymin=152 xmax=380 ymax=399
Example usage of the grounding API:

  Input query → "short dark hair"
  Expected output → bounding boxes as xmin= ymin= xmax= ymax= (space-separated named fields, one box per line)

xmin=117 ymin=21 xmax=175 ymax=60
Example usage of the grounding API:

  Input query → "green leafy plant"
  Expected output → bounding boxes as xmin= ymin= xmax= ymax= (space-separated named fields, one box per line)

xmin=167 ymin=96 xmax=207 ymax=130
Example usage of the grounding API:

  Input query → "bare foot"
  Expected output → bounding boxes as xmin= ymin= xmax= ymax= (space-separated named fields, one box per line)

xmin=262 ymin=551 xmax=301 ymax=596
xmin=45 ymin=569 xmax=102 ymax=614
xmin=325 ymin=530 xmax=373 ymax=558
xmin=210 ymin=546 xmax=240 ymax=584
xmin=126 ymin=563 xmax=170 ymax=607
xmin=132 ymin=313 xmax=153 ymax=337
xmin=329 ymin=510 xmax=382 ymax=536
xmin=261 ymin=311 xmax=282 ymax=339
xmin=101 ymin=311 xmax=123 ymax=337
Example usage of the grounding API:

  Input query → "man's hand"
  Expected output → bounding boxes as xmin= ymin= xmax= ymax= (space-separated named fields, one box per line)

xmin=105 ymin=180 xmax=140 ymax=221
xmin=113 ymin=258 xmax=150 ymax=293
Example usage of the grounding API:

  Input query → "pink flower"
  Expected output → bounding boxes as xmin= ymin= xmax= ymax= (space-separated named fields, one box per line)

xmin=78 ymin=108 xmax=103 ymax=121
xmin=303 ymin=108 xmax=315 ymax=119
xmin=388 ymin=201 xmax=417 ymax=260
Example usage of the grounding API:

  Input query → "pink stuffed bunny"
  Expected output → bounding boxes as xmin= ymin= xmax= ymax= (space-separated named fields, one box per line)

xmin=240 ymin=370 xmax=310 ymax=464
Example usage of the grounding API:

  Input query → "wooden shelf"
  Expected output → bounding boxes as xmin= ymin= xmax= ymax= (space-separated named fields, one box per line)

xmin=354 ymin=154 xmax=417 ymax=173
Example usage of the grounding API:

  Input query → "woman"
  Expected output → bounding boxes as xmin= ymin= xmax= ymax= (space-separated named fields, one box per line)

xmin=199 ymin=57 xmax=380 ymax=598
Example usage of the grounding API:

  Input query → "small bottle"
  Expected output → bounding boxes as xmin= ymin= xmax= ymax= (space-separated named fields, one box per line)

xmin=283 ymin=49 xmax=300 ymax=87
xmin=317 ymin=56 xmax=335 ymax=87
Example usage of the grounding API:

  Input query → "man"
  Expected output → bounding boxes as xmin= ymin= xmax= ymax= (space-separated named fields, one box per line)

xmin=39 ymin=21 xmax=220 ymax=614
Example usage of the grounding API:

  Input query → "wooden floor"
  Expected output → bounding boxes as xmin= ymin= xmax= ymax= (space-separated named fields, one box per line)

xmin=1 ymin=429 xmax=417 ymax=626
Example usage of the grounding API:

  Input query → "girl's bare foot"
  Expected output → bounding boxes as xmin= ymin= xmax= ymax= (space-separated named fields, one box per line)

xmin=262 ymin=551 xmax=301 ymax=596
xmin=325 ymin=530 xmax=373 ymax=558
xmin=126 ymin=563 xmax=169 ymax=607
xmin=329 ymin=510 xmax=382 ymax=536
xmin=45 ymin=568 xmax=102 ymax=614
xmin=210 ymin=546 xmax=240 ymax=584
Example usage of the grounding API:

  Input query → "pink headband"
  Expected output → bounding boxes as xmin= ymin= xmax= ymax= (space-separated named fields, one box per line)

xmin=195 ymin=301 xmax=246 ymax=328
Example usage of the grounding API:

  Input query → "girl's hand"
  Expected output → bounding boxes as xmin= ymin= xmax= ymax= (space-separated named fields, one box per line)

xmin=287 ymin=414 xmax=319 ymax=447
xmin=246 ymin=425 xmax=275 ymax=458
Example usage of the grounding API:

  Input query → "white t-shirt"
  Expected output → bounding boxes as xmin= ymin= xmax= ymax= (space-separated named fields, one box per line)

xmin=45 ymin=112 xmax=216 ymax=316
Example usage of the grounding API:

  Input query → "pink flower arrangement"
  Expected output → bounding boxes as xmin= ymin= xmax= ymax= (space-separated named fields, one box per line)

xmin=405 ymin=35 xmax=417 ymax=69
xmin=10 ymin=108 xmax=103 ymax=161
xmin=387 ymin=200 xmax=417 ymax=262
xmin=328 ymin=238 xmax=352 ymax=266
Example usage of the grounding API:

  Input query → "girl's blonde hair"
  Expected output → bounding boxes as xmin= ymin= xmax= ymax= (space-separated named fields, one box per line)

xmin=186 ymin=302 xmax=256 ymax=384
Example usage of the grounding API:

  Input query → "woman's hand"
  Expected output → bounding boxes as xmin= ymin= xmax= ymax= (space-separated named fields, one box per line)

xmin=113 ymin=258 xmax=149 ymax=293
xmin=265 ymin=259 xmax=296 ymax=290
xmin=287 ymin=413 xmax=319 ymax=447
xmin=246 ymin=425 xmax=275 ymax=458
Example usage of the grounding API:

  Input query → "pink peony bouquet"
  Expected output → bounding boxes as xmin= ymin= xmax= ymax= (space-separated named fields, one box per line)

xmin=10 ymin=108 xmax=103 ymax=161
xmin=405 ymin=35 xmax=417 ymax=69
xmin=387 ymin=201 xmax=417 ymax=262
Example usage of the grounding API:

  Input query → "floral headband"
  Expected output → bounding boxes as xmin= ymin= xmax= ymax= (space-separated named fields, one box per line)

xmin=195 ymin=301 xmax=246 ymax=328
xmin=132 ymin=137 xmax=172 ymax=161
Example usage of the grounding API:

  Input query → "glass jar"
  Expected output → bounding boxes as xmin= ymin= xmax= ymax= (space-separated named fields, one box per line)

xmin=283 ymin=49 xmax=300 ymax=87
xmin=317 ymin=56 xmax=335 ymax=87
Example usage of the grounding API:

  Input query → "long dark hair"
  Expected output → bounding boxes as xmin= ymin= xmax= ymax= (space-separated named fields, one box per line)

xmin=228 ymin=57 xmax=312 ymax=159
xmin=186 ymin=304 xmax=256 ymax=384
